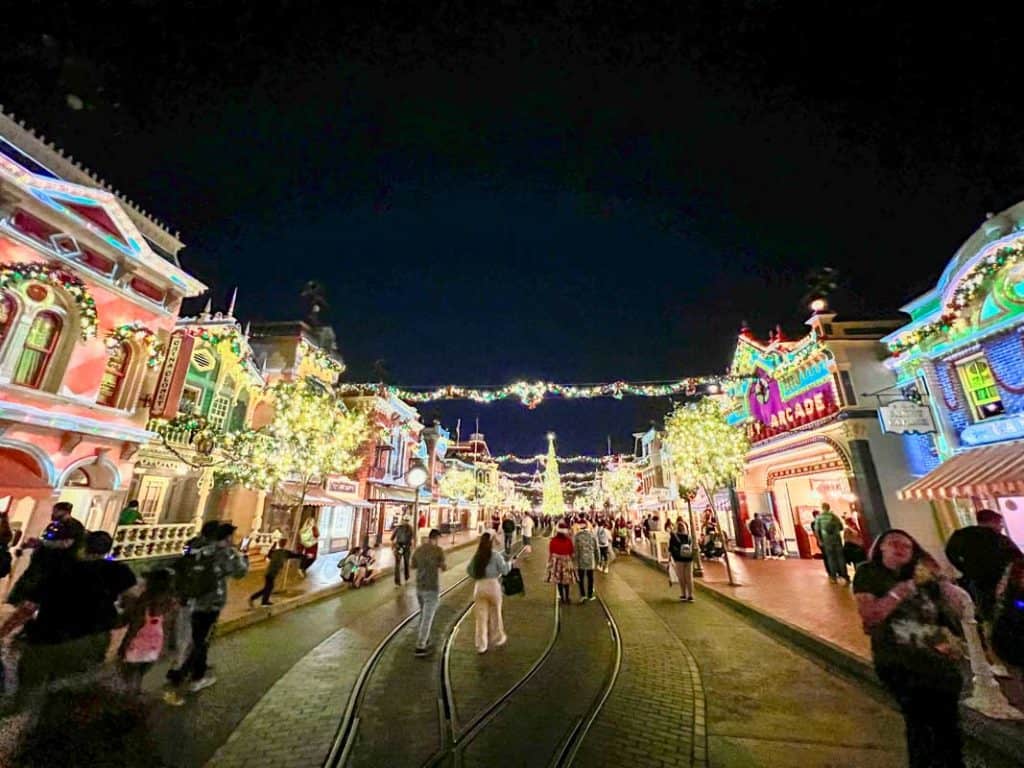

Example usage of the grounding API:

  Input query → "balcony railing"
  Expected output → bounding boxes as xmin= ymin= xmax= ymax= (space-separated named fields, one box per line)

xmin=112 ymin=522 xmax=196 ymax=561
xmin=145 ymin=418 xmax=199 ymax=450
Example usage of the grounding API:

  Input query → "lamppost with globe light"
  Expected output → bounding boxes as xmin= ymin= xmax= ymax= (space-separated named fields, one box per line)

xmin=405 ymin=460 xmax=428 ymax=543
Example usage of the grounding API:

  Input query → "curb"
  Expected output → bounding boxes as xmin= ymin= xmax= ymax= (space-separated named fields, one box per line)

xmin=630 ymin=549 xmax=1024 ymax=763
xmin=214 ymin=538 xmax=479 ymax=638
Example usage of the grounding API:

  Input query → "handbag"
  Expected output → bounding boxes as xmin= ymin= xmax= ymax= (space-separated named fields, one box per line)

xmin=501 ymin=566 xmax=525 ymax=596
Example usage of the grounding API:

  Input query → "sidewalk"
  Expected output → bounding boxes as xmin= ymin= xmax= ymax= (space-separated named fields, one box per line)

xmin=633 ymin=548 xmax=1024 ymax=762
xmin=217 ymin=529 xmax=481 ymax=634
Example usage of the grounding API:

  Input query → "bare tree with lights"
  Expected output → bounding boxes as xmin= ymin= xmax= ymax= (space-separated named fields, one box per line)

xmin=662 ymin=397 xmax=749 ymax=586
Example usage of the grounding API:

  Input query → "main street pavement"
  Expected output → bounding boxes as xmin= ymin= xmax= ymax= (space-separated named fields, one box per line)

xmin=4 ymin=539 xmax=1019 ymax=767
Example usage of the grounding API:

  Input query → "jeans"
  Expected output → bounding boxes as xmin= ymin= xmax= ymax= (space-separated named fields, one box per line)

xmin=503 ymin=534 xmax=514 ymax=557
xmin=598 ymin=546 xmax=609 ymax=568
xmin=416 ymin=590 xmax=439 ymax=649
xmin=753 ymin=536 xmax=766 ymax=559
xmin=578 ymin=569 xmax=594 ymax=599
xmin=169 ymin=609 xmax=219 ymax=684
xmin=394 ymin=546 xmax=411 ymax=584
xmin=821 ymin=538 xmax=847 ymax=580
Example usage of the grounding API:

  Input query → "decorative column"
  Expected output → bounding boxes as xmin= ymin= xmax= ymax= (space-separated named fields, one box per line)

xmin=193 ymin=466 xmax=215 ymax=532
xmin=251 ymin=489 xmax=268 ymax=533
xmin=961 ymin=600 xmax=1024 ymax=719
xmin=843 ymin=422 xmax=892 ymax=539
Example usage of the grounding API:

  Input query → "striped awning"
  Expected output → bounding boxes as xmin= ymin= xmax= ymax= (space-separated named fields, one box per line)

xmin=898 ymin=443 xmax=1024 ymax=501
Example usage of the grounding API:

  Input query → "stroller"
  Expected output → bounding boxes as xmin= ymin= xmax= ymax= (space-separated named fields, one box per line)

xmin=700 ymin=531 xmax=726 ymax=559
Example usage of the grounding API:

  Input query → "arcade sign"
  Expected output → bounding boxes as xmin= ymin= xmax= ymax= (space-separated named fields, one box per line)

xmin=747 ymin=373 xmax=839 ymax=443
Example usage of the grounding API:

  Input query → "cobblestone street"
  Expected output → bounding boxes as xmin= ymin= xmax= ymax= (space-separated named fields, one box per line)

xmin=4 ymin=538 xmax=1021 ymax=767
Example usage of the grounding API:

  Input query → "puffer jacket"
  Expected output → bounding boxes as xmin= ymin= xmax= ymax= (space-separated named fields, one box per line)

xmin=573 ymin=530 xmax=600 ymax=570
xmin=192 ymin=544 xmax=250 ymax=612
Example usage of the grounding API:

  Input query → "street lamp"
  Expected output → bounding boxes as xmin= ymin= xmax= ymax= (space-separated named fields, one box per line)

xmin=406 ymin=460 xmax=428 ymax=542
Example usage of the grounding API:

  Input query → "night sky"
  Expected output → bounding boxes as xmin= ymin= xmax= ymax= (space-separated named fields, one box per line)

xmin=3 ymin=4 xmax=1022 ymax=456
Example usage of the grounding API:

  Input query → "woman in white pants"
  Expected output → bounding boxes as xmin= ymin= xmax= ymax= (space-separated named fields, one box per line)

xmin=466 ymin=532 xmax=512 ymax=653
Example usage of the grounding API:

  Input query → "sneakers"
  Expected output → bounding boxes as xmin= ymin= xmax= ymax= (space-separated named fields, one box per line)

xmin=414 ymin=646 xmax=430 ymax=657
xmin=189 ymin=675 xmax=217 ymax=693
xmin=163 ymin=690 xmax=186 ymax=707
xmin=588 ymin=595 xmax=597 ymax=601
xmin=494 ymin=635 xmax=508 ymax=648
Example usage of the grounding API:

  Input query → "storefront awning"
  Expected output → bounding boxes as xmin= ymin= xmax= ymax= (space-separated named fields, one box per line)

xmin=274 ymin=483 xmax=345 ymax=507
xmin=898 ymin=443 xmax=1024 ymax=501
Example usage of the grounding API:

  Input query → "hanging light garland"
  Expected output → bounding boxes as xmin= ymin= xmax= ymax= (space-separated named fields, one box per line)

xmin=888 ymin=242 xmax=1024 ymax=356
xmin=501 ymin=470 xmax=596 ymax=481
xmin=105 ymin=321 xmax=163 ymax=368
xmin=0 ymin=261 xmax=98 ymax=339
xmin=335 ymin=375 xmax=729 ymax=409
xmin=182 ymin=325 xmax=251 ymax=364
xmin=490 ymin=453 xmax=630 ymax=465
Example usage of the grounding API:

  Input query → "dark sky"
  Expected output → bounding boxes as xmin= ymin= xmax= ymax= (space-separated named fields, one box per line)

xmin=3 ymin=3 xmax=1022 ymax=456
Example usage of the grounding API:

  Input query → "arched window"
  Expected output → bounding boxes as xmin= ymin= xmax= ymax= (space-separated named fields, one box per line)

xmin=97 ymin=342 xmax=132 ymax=407
xmin=0 ymin=293 xmax=14 ymax=349
xmin=13 ymin=311 xmax=62 ymax=389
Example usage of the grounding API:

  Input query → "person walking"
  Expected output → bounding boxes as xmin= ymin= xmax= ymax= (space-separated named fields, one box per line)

xmin=573 ymin=521 xmax=600 ymax=603
xmin=945 ymin=508 xmax=1022 ymax=623
xmin=521 ymin=513 xmax=534 ymax=552
xmin=248 ymin=538 xmax=302 ymax=607
xmin=501 ymin=515 xmax=516 ymax=557
xmin=546 ymin=524 xmax=576 ymax=604
xmin=466 ymin=532 xmax=511 ymax=654
xmin=595 ymin=521 xmax=611 ymax=573
xmin=853 ymin=529 xmax=970 ymax=768
xmin=412 ymin=528 xmax=448 ymax=655
xmin=165 ymin=523 xmax=248 ymax=705
xmin=118 ymin=567 xmax=176 ymax=693
xmin=669 ymin=519 xmax=695 ymax=602
xmin=391 ymin=516 xmax=415 ymax=586
xmin=842 ymin=516 xmax=868 ymax=573
xmin=297 ymin=517 xmax=320 ymax=578
xmin=811 ymin=503 xmax=847 ymax=583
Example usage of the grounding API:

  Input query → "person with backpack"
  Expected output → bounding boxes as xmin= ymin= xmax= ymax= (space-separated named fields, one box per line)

xmin=249 ymin=538 xmax=303 ymax=607
xmin=165 ymin=523 xmax=248 ymax=706
xmin=391 ymin=517 xmax=415 ymax=586
xmin=670 ymin=519 xmax=695 ymax=602
xmin=118 ymin=568 xmax=176 ymax=693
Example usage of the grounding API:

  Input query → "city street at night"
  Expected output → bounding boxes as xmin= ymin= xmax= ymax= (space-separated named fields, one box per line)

xmin=4 ymin=4 xmax=1024 ymax=767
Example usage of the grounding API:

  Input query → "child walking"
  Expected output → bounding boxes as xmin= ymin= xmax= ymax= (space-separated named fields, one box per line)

xmin=119 ymin=568 xmax=177 ymax=693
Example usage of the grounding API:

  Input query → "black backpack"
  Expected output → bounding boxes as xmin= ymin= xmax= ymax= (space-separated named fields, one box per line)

xmin=173 ymin=547 xmax=219 ymax=599
xmin=0 ymin=546 xmax=10 ymax=579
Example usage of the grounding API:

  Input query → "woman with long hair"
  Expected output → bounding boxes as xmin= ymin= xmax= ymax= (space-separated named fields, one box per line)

xmin=466 ymin=532 xmax=511 ymax=654
xmin=669 ymin=518 xmax=695 ymax=602
xmin=546 ymin=523 xmax=576 ymax=604
xmin=853 ymin=529 xmax=970 ymax=768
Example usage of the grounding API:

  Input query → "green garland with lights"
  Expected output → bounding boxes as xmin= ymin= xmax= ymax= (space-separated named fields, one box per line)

xmin=0 ymin=261 xmax=98 ymax=339
xmin=888 ymin=242 xmax=1024 ymax=356
xmin=105 ymin=322 xmax=163 ymax=368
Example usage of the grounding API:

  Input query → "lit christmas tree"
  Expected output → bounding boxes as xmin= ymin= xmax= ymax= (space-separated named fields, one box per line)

xmin=541 ymin=432 xmax=567 ymax=518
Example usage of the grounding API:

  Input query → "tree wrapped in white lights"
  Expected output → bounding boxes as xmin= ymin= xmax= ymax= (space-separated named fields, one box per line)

xmin=438 ymin=467 xmax=478 ymax=513
xmin=662 ymin=397 xmax=749 ymax=584
xmin=602 ymin=464 xmax=639 ymax=516
xmin=541 ymin=433 xmax=567 ymax=519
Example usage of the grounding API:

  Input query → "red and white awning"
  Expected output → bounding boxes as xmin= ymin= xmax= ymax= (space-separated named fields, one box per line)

xmin=898 ymin=443 xmax=1024 ymax=501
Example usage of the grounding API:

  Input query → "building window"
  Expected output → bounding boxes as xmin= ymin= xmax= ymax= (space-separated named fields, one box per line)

xmin=208 ymin=395 xmax=231 ymax=430
xmin=97 ymin=342 xmax=132 ymax=407
xmin=838 ymin=369 xmax=857 ymax=406
xmin=957 ymin=357 xmax=1005 ymax=421
xmin=0 ymin=293 xmax=14 ymax=349
xmin=65 ymin=468 xmax=90 ymax=487
xmin=178 ymin=386 xmax=202 ymax=415
xmin=13 ymin=311 xmax=61 ymax=388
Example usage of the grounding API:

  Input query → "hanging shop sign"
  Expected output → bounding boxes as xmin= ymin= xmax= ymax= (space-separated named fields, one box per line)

xmin=746 ymin=372 xmax=839 ymax=443
xmin=326 ymin=476 xmax=359 ymax=495
xmin=961 ymin=412 xmax=1024 ymax=446
xmin=879 ymin=400 xmax=936 ymax=435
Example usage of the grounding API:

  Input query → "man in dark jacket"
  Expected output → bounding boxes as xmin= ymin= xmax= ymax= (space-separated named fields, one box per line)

xmin=748 ymin=515 xmax=768 ymax=559
xmin=391 ymin=517 xmax=415 ymax=586
xmin=501 ymin=515 xmax=516 ymax=556
xmin=946 ymin=509 xmax=1022 ymax=620
xmin=249 ymin=539 xmax=302 ymax=607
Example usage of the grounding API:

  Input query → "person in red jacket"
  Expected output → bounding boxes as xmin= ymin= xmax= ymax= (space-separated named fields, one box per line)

xmin=545 ymin=524 xmax=576 ymax=604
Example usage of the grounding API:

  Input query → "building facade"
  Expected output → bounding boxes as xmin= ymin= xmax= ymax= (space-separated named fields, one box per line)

xmin=0 ymin=114 xmax=205 ymax=556
xmin=725 ymin=311 xmax=939 ymax=558
xmin=885 ymin=203 xmax=1024 ymax=550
